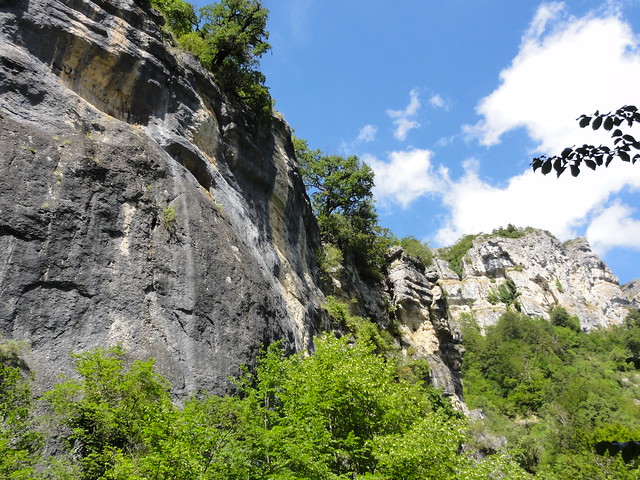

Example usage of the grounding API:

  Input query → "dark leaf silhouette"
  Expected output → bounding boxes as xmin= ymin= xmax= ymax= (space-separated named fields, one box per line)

xmin=532 ymin=105 xmax=640 ymax=176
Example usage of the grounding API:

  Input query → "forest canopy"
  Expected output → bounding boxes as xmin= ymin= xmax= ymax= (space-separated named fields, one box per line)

xmin=1 ymin=333 xmax=528 ymax=479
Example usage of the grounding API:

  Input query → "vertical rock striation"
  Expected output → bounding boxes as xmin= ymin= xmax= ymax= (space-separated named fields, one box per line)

xmin=385 ymin=247 xmax=466 ymax=410
xmin=0 ymin=0 xmax=322 ymax=394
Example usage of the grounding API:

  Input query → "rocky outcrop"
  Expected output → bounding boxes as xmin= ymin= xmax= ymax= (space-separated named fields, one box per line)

xmin=385 ymin=247 xmax=466 ymax=411
xmin=623 ymin=279 xmax=640 ymax=306
xmin=435 ymin=230 xmax=633 ymax=330
xmin=0 ymin=0 xmax=323 ymax=394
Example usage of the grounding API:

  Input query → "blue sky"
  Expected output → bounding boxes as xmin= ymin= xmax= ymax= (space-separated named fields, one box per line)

xmin=195 ymin=1 xmax=640 ymax=284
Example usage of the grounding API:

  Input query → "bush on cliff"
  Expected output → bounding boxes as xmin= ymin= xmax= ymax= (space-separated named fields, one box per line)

xmin=151 ymin=0 xmax=272 ymax=114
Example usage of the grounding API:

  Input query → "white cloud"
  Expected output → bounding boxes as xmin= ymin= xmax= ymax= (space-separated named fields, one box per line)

xmin=463 ymin=2 xmax=640 ymax=155
xmin=429 ymin=94 xmax=447 ymax=109
xmin=387 ymin=89 xmax=421 ymax=141
xmin=356 ymin=124 xmax=377 ymax=143
xmin=587 ymin=202 xmax=640 ymax=254
xmin=364 ymin=149 xmax=443 ymax=208
xmin=366 ymin=4 xmax=640 ymax=256
xmin=433 ymin=3 xmax=640 ymax=252
xmin=435 ymin=160 xmax=640 ymax=245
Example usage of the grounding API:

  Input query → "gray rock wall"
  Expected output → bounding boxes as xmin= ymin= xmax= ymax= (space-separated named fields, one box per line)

xmin=0 ymin=0 xmax=322 ymax=394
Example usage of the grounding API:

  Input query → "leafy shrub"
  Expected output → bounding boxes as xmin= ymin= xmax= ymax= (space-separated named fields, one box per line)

xmin=487 ymin=278 xmax=521 ymax=311
xmin=325 ymin=296 xmax=392 ymax=353
xmin=318 ymin=242 xmax=343 ymax=272
xmin=398 ymin=235 xmax=433 ymax=266
xmin=438 ymin=234 xmax=477 ymax=278
xmin=490 ymin=224 xmax=532 ymax=239
xmin=549 ymin=305 xmax=580 ymax=332
xmin=0 ymin=358 xmax=42 ymax=479
xmin=161 ymin=205 xmax=177 ymax=233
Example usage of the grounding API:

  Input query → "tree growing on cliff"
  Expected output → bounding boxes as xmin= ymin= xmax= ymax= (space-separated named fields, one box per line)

xmin=150 ymin=0 xmax=272 ymax=113
xmin=532 ymin=105 xmax=640 ymax=177
xmin=149 ymin=0 xmax=197 ymax=37
xmin=179 ymin=0 xmax=272 ymax=113
xmin=293 ymin=136 xmax=393 ymax=278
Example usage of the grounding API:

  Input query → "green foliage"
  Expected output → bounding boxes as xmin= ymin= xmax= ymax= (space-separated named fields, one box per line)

xmin=491 ymin=224 xmax=531 ymax=239
xmin=45 ymin=346 xmax=173 ymax=479
xmin=397 ymin=235 xmax=433 ymax=266
xmin=151 ymin=0 xmax=272 ymax=114
xmin=488 ymin=278 xmax=522 ymax=311
xmin=439 ymin=234 xmax=477 ymax=278
xmin=161 ymin=205 xmax=177 ymax=233
xmin=0 ymin=338 xmax=29 ymax=369
xmin=549 ymin=305 xmax=580 ymax=332
xmin=461 ymin=311 xmax=640 ymax=478
xmin=623 ymin=309 xmax=640 ymax=357
xmin=294 ymin=136 xmax=393 ymax=279
xmin=0 ymin=332 xmax=535 ymax=479
xmin=0 ymin=359 xmax=42 ymax=479
xmin=324 ymin=296 xmax=393 ymax=354
xmin=532 ymin=105 xmax=640 ymax=177
xmin=317 ymin=243 xmax=343 ymax=272
xmin=555 ymin=279 xmax=564 ymax=293
xmin=150 ymin=0 xmax=196 ymax=37
xmin=235 ymin=334 xmax=524 ymax=479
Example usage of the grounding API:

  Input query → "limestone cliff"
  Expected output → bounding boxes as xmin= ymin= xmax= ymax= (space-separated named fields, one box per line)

xmin=0 ymin=0 xmax=324 ymax=395
xmin=2 ymin=0 xmax=630 ymax=414
xmin=434 ymin=229 xmax=635 ymax=330
xmin=385 ymin=248 xmax=465 ymax=411
xmin=322 ymin=247 xmax=466 ymax=410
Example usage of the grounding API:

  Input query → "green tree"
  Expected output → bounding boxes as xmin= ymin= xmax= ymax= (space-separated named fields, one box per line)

xmin=0 ymin=341 xmax=42 ymax=480
xmin=462 ymin=310 xmax=640 ymax=478
xmin=294 ymin=136 xmax=393 ymax=278
xmin=236 ymin=334 xmax=527 ymax=479
xmin=150 ymin=0 xmax=197 ymax=37
xmin=45 ymin=346 xmax=173 ymax=479
xmin=549 ymin=306 xmax=581 ymax=332
xmin=532 ymin=105 xmax=640 ymax=177
xmin=179 ymin=0 xmax=272 ymax=112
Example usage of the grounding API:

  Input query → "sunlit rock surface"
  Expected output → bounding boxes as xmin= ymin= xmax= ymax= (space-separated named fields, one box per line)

xmin=435 ymin=230 xmax=633 ymax=330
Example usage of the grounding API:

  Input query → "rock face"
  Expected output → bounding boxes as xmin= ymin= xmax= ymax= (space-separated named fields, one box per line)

xmin=385 ymin=248 xmax=466 ymax=411
xmin=435 ymin=230 xmax=634 ymax=330
xmin=322 ymin=247 xmax=467 ymax=410
xmin=2 ymin=0 xmax=632 ymax=414
xmin=0 ymin=0 xmax=323 ymax=394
